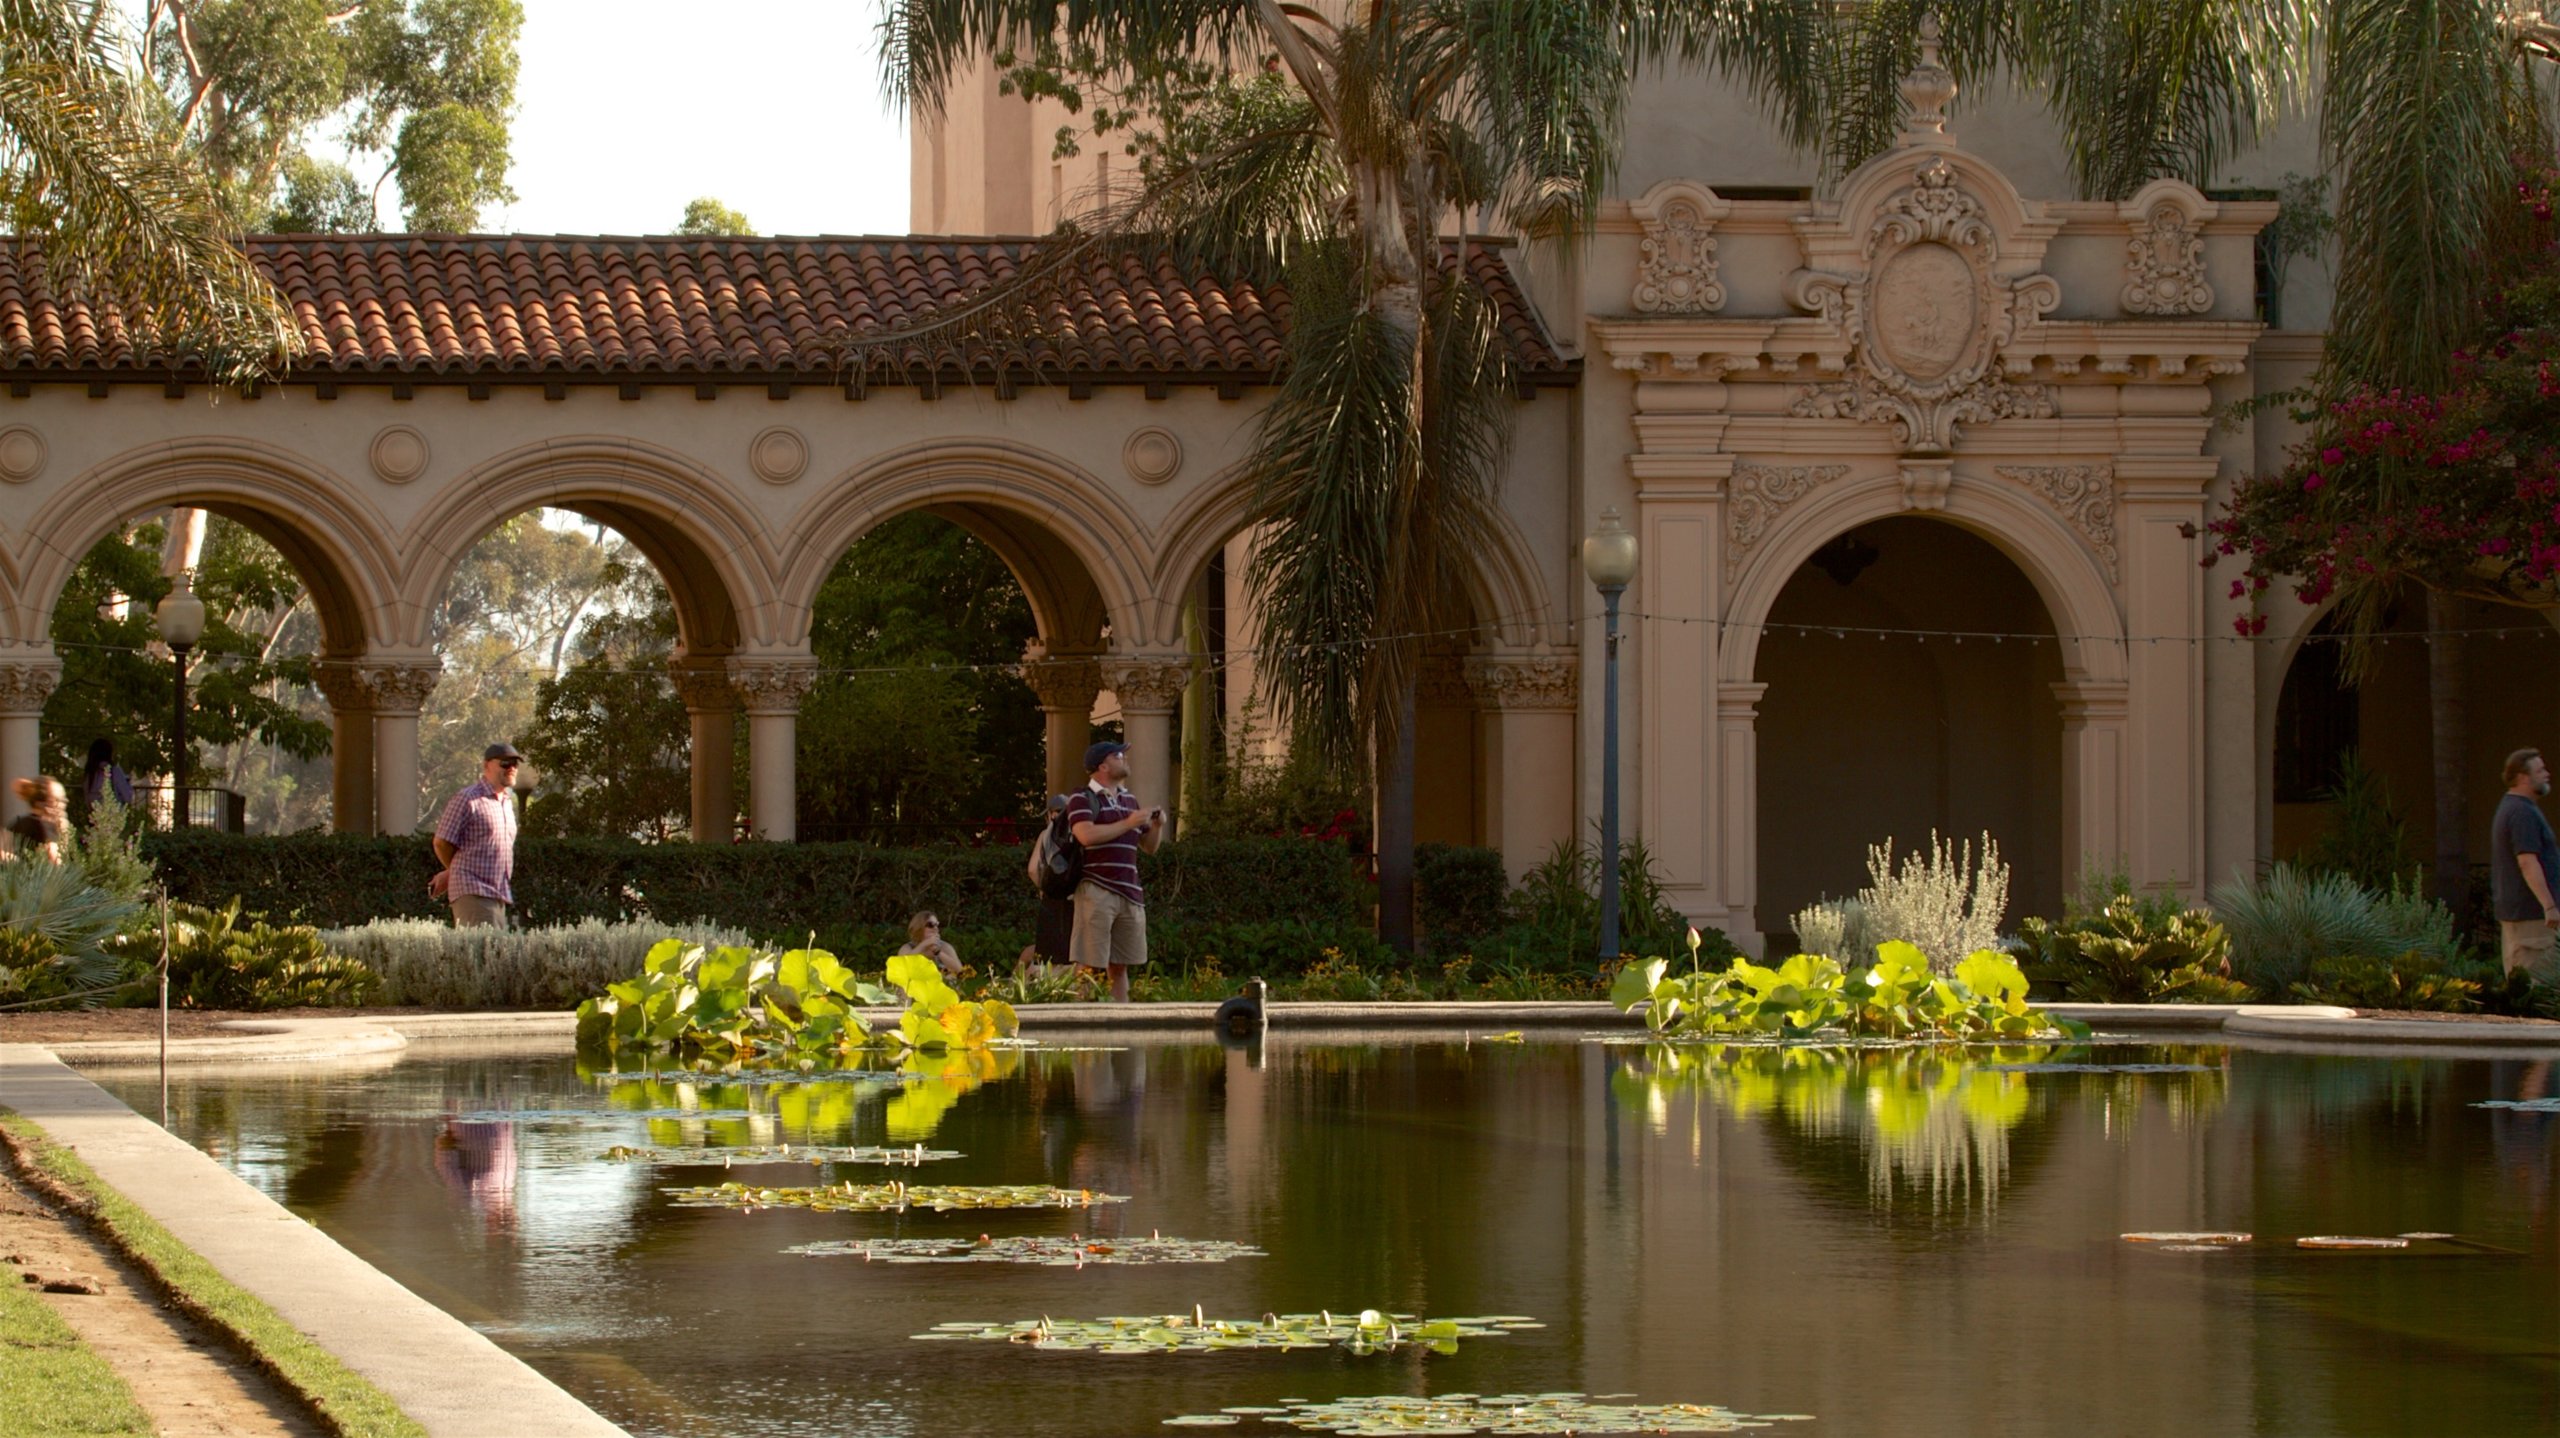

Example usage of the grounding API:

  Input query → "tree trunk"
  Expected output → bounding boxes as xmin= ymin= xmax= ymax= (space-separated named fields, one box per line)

xmin=1376 ymin=673 xmax=1419 ymax=954
xmin=2426 ymin=588 xmax=2471 ymax=924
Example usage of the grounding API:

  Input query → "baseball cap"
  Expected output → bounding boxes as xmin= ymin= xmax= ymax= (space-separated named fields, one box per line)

xmin=1083 ymin=741 xmax=1126 ymax=774
xmin=484 ymin=742 xmax=524 ymax=762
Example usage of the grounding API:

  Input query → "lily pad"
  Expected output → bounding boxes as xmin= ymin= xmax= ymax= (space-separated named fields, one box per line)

xmin=787 ymin=1235 xmax=1264 ymax=1266
xmin=661 ymin=1181 xmax=1126 ymax=1213
xmin=1982 ymin=1063 xmax=2214 ymax=1074
xmin=455 ymin=1108 xmax=755 ymax=1123
xmin=917 ymin=1309 xmax=1542 ymax=1355
xmin=605 ymin=1144 xmax=960 ymax=1167
xmin=2297 ymin=1235 xmax=2409 ymax=1250
xmin=2121 ymin=1232 xmax=2252 ymax=1245
xmin=1160 ymin=1392 xmax=1810 ymax=1434
xmin=2471 ymin=1098 xmax=2560 ymax=1112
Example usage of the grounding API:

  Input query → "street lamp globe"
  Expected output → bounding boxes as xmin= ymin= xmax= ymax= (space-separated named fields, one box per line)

xmin=154 ymin=572 xmax=207 ymax=828
xmin=1582 ymin=507 xmax=1639 ymax=590
xmin=154 ymin=572 xmax=206 ymax=650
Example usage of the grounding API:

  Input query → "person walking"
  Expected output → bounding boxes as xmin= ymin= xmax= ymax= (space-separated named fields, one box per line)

xmin=1066 ymin=741 xmax=1164 ymax=1003
xmin=6 ymin=777 xmax=65 ymax=862
xmin=81 ymin=738 xmax=133 ymax=812
xmin=2491 ymin=748 xmax=2560 ymax=984
xmin=430 ymin=743 xmax=522 ymax=929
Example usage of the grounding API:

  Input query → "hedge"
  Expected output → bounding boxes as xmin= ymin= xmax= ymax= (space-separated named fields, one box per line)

xmin=143 ymin=831 xmax=1370 ymax=937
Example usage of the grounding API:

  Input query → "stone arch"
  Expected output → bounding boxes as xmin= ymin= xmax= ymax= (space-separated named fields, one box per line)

xmin=397 ymin=438 xmax=781 ymax=657
xmin=775 ymin=440 xmax=1149 ymax=654
xmin=1721 ymin=470 xmax=2127 ymax=687
xmin=14 ymin=438 xmax=401 ymax=656
xmin=1149 ymin=462 xmax=1562 ymax=649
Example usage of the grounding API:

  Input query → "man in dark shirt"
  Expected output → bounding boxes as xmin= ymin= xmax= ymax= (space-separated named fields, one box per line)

xmin=1066 ymin=741 xmax=1164 ymax=1002
xmin=2490 ymin=748 xmax=2560 ymax=983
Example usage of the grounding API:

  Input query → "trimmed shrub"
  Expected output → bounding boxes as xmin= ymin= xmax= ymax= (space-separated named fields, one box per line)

xmin=1416 ymin=844 xmax=1508 ymax=942
xmin=322 ymin=917 xmax=751 ymax=1009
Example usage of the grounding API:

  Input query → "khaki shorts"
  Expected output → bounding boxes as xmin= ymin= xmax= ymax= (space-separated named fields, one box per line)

xmin=1070 ymin=883 xmax=1147 ymax=971
xmin=451 ymin=892 xmax=511 ymax=930
xmin=2500 ymin=920 xmax=2557 ymax=983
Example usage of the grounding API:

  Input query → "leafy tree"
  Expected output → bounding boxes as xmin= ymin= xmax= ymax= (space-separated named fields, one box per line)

xmin=521 ymin=604 xmax=692 ymax=840
xmin=147 ymin=0 xmax=523 ymax=230
xmin=677 ymin=196 xmax=752 ymax=235
xmin=0 ymin=0 xmax=294 ymax=383
xmin=878 ymin=0 xmax=1824 ymax=950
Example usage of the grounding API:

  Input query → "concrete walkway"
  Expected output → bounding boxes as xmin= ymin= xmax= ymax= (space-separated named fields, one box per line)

xmin=0 ymin=1046 xmax=627 ymax=1438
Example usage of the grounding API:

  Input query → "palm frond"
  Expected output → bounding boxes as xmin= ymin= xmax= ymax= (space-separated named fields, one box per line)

xmin=879 ymin=0 xmax=1268 ymax=114
xmin=2029 ymin=0 xmax=2311 ymax=196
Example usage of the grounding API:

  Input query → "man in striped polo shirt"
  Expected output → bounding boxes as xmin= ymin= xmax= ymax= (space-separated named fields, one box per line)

xmin=1067 ymin=741 xmax=1164 ymax=1002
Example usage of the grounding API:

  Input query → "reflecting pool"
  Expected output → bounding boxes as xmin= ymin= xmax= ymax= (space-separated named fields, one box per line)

xmin=94 ymin=1036 xmax=2560 ymax=1437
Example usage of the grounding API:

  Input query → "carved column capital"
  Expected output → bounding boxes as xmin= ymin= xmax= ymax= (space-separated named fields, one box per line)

xmin=1102 ymin=656 xmax=1191 ymax=715
xmin=359 ymin=660 xmax=442 ymax=716
xmin=1464 ymin=651 xmax=1580 ymax=712
xmin=0 ymin=659 xmax=62 ymax=714
xmin=669 ymin=658 xmax=738 ymax=712
xmin=312 ymin=659 xmax=373 ymax=714
xmin=1021 ymin=646 xmax=1105 ymax=712
xmin=728 ymin=660 xmax=819 ymax=715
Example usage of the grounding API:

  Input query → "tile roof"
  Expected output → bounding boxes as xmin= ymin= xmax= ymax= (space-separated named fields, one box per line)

xmin=0 ymin=235 xmax=1569 ymax=382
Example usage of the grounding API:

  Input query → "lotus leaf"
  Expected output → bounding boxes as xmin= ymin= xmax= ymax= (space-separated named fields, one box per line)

xmin=1613 ymin=946 xmax=2074 ymax=1042
xmin=1160 ymin=1392 xmax=1810 ymax=1434
xmin=915 ymin=1310 xmax=1543 ymax=1355
xmin=603 ymin=1144 xmax=959 ymax=1167
xmin=662 ymin=1181 xmax=1125 ymax=1213
xmin=786 ymin=1234 xmax=1265 ymax=1266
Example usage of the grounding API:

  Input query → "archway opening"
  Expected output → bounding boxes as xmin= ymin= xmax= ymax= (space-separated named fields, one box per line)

xmin=1754 ymin=517 xmax=2066 ymax=944
xmin=43 ymin=505 xmax=361 ymax=832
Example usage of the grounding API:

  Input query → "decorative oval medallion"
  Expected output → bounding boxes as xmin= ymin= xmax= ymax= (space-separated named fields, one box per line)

xmin=750 ymin=426 xmax=808 ymax=484
xmin=1871 ymin=242 xmax=1976 ymax=383
xmin=367 ymin=424 xmax=429 ymax=484
xmin=0 ymin=425 xmax=45 ymax=484
xmin=1123 ymin=427 xmax=1183 ymax=485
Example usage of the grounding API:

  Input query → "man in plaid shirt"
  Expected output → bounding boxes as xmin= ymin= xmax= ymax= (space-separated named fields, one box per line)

xmin=431 ymin=743 xmax=522 ymax=928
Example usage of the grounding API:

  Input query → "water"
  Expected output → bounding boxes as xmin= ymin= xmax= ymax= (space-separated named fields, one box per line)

xmin=96 ymin=1036 xmax=2560 ymax=1437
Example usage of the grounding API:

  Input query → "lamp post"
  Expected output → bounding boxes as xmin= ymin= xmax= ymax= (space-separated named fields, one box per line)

xmin=1581 ymin=508 xmax=1639 ymax=965
xmin=154 ymin=572 xmax=206 ymax=829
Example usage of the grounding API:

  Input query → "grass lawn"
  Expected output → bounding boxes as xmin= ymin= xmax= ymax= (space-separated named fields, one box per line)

xmin=0 ymin=1268 xmax=151 ymax=1437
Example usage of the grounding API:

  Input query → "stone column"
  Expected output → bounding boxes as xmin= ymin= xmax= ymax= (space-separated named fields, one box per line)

xmin=2055 ymin=679 xmax=2131 ymax=879
xmin=0 ymin=658 xmax=61 ymax=825
xmin=1466 ymin=650 xmax=1580 ymax=881
xmin=312 ymin=660 xmax=376 ymax=835
xmin=1103 ymin=655 xmax=1191 ymax=837
xmin=2119 ymin=458 xmax=2216 ymax=894
xmin=362 ymin=661 xmax=441 ymax=836
xmin=730 ymin=660 xmax=816 ymax=842
xmin=671 ymin=659 xmax=738 ymax=843
xmin=1021 ymin=643 xmax=1104 ymax=798
xmin=1714 ymin=682 xmax=1767 ymax=950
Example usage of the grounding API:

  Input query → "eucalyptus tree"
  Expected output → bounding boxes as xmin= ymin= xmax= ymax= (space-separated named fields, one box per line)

xmin=879 ymin=0 xmax=1827 ymax=950
xmin=1820 ymin=0 xmax=2555 ymax=915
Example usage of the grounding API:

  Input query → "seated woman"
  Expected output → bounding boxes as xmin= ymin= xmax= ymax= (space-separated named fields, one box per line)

xmin=896 ymin=911 xmax=963 ymax=978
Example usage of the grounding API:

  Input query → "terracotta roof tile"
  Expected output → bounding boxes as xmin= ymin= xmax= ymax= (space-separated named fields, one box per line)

xmin=0 ymin=235 xmax=1567 ymax=382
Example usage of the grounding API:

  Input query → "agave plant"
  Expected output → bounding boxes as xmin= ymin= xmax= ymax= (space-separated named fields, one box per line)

xmin=0 ymin=859 xmax=141 ymax=1007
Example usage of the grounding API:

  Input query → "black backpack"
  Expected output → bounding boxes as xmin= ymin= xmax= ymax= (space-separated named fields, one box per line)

xmin=1034 ymin=793 xmax=1085 ymax=900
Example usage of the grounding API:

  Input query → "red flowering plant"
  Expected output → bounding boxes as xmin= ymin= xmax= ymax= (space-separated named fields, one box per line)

xmin=2206 ymin=170 xmax=2560 ymax=631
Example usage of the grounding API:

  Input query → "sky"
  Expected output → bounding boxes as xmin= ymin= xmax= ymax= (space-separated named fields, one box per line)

xmin=486 ymin=1 xmax=912 ymax=236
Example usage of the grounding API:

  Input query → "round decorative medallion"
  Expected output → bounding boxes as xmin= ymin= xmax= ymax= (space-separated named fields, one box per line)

xmin=1123 ymin=427 xmax=1183 ymax=485
xmin=1871 ymin=241 xmax=1976 ymax=383
xmin=367 ymin=425 xmax=430 ymax=484
xmin=750 ymin=426 xmax=808 ymax=484
xmin=0 ymin=426 xmax=45 ymax=484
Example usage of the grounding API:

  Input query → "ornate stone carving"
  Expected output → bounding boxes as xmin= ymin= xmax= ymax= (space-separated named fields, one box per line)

xmin=2122 ymin=203 xmax=2211 ymax=316
xmin=728 ymin=660 xmax=818 ymax=714
xmin=1633 ymin=191 xmax=1725 ymax=314
xmin=1900 ymin=457 xmax=1954 ymax=513
xmin=1790 ymin=369 xmax=2056 ymax=450
xmin=368 ymin=425 xmax=430 ymax=484
xmin=1104 ymin=657 xmax=1192 ymax=713
xmin=1897 ymin=13 xmax=1957 ymax=141
xmin=0 ymin=425 xmax=46 ymax=484
xmin=1727 ymin=462 xmax=1849 ymax=574
xmin=1995 ymin=464 xmax=2120 ymax=577
xmin=749 ymin=427 xmax=808 ymax=484
xmin=1122 ymin=427 xmax=1183 ymax=485
xmin=0 ymin=660 xmax=62 ymax=712
xmin=359 ymin=661 xmax=442 ymax=714
xmin=1464 ymin=651 xmax=1579 ymax=712
xmin=311 ymin=659 xmax=372 ymax=713
xmin=1416 ymin=655 xmax=1475 ymax=708
xmin=669 ymin=660 xmax=737 ymax=711
xmin=1019 ymin=647 xmax=1104 ymax=711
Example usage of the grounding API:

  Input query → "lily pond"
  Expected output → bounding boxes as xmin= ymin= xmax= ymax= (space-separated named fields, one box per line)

xmin=98 ymin=1034 xmax=2560 ymax=1437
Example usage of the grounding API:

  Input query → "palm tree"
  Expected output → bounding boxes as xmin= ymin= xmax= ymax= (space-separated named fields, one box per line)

xmin=880 ymin=0 xmax=1827 ymax=950
xmin=1820 ymin=0 xmax=2552 ymax=918
xmin=0 ymin=0 xmax=290 ymax=385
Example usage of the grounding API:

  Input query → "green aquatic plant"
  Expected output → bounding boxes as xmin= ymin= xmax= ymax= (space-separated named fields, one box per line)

xmin=2018 ymin=897 xmax=2253 ymax=1004
xmin=602 ymin=1144 xmax=959 ymax=1167
xmin=1160 ymin=1392 xmax=1811 ymax=1434
xmin=572 ymin=939 xmax=1020 ymax=1064
xmin=787 ymin=1235 xmax=1264 ymax=1266
xmin=662 ymin=1181 xmax=1125 ymax=1213
xmin=1610 ymin=943 xmax=2067 ymax=1040
xmin=916 ymin=1309 xmax=1541 ymax=1355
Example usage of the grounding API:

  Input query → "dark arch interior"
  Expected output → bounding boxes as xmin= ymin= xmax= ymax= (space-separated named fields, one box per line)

xmin=1754 ymin=516 xmax=2065 ymax=941
xmin=925 ymin=500 xmax=1109 ymax=652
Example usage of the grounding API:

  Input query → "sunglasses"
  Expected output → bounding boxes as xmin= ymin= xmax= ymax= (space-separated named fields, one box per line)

xmin=496 ymin=759 xmax=522 ymax=770
xmin=923 ymin=920 xmax=941 ymax=930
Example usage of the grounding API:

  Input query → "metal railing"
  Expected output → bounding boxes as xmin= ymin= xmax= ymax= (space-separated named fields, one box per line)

xmin=132 ymin=784 xmax=248 ymax=833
